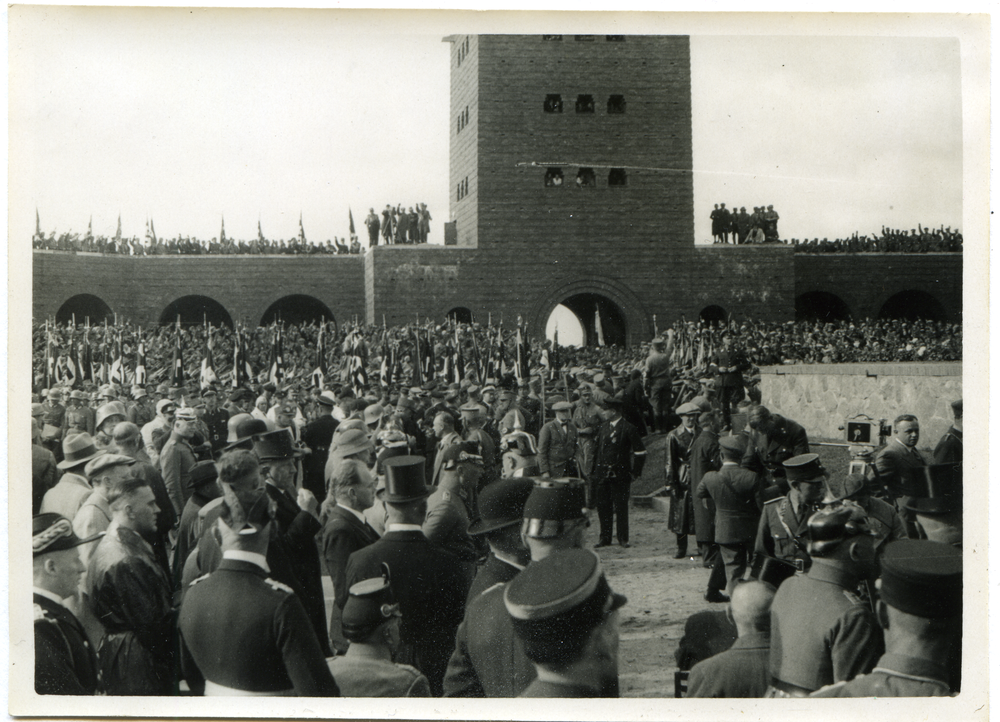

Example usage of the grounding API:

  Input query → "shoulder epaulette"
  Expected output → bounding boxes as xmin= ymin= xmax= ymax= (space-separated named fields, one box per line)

xmin=265 ymin=578 xmax=294 ymax=594
xmin=842 ymin=589 xmax=863 ymax=606
xmin=189 ymin=573 xmax=210 ymax=587
xmin=764 ymin=496 xmax=782 ymax=505
xmin=480 ymin=582 xmax=506 ymax=598
xmin=34 ymin=603 xmax=56 ymax=624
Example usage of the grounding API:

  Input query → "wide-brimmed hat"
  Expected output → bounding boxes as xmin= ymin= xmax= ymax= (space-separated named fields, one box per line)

xmin=468 ymin=478 xmax=535 ymax=536
xmin=57 ymin=433 xmax=105 ymax=470
xmin=333 ymin=428 xmax=374 ymax=458
xmin=253 ymin=429 xmax=307 ymax=461
xmin=33 ymin=513 xmax=103 ymax=556
xmin=379 ymin=456 xmax=430 ymax=503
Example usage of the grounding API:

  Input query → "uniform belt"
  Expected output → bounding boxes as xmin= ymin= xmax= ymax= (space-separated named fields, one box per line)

xmin=203 ymin=680 xmax=296 ymax=696
xmin=769 ymin=678 xmax=812 ymax=697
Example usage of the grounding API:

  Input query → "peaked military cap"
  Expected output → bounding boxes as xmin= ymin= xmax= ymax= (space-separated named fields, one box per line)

xmin=879 ymin=540 xmax=961 ymax=618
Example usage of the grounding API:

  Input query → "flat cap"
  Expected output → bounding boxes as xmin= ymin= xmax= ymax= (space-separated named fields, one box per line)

xmin=718 ymin=434 xmax=746 ymax=454
xmin=84 ymin=453 xmax=136 ymax=479
xmin=676 ymin=402 xmax=700 ymax=416
xmin=879 ymin=540 xmax=961 ymax=618
xmin=552 ymin=401 xmax=573 ymax=412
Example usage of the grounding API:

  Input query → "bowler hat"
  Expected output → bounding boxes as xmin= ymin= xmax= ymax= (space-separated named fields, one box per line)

xmin=469 ymin=478 xmax=535 ymax=536
xmin=379 ymin=456 xmax=430 ymax=503
xmin=33 ymin=513 xmax=103 ymax=556
xmin=57 ymin=433 xmax=105 ymax=470
xmin=253 ymin=429 xmax=306 ymax=461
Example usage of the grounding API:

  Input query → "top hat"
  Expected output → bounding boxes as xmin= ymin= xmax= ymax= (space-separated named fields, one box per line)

xmin=879 ymin=539 xmax=962 ymax=618
xmin=33 ymin=513 xmax=103 ymax=556
xmin=469 ymin=477 xmax=535 ymax=536
xmin=341 ymin=564 xmax=401 ymax=642
xmin=741 ymin=553 xmax=798 ymax=589
xmin=253 ymin=429 xmax=307 ymax=461
xmin=57 ymin=433 xmax=105 ymax=470
xmin=379 ymin=456 xmax=430 ymax=503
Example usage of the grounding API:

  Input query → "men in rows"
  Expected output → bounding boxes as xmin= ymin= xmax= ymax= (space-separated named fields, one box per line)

xmin=87 ymin=475 xmax=175 ymax=695
xmin=444 ymin=478 xmax=590 ymax=697
xmin=812 ymin=539 xmax=961 ymax=697
xmin=697 ymin=434 xmax=763 ymax=596
xmin=179 ymin=487 xmax=339 ymax=696
xmin=754 ymin=453 xmax=827 ymax=571
xmin=505 ymin=549 xmax=626 ymax=698
xmin=741 ymin=405 xmax=809 ymax=497
xmin=766 ymin=506 xmax=883 ymax=696
xmin=321 ymin=458 xmax=381 ymax=655
xmin=665 ymin=403 xmax=700 ymax=557
xmin=33 ymin=514 xmax=101 ymax=695
xmin=593 ymin=394 xmax=646 ymax=549
xmin=345 ymin=456 xmax=470 ymax=696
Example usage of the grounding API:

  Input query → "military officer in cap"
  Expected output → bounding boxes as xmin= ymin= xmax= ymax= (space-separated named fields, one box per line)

xmin=505 ymin=548 xmax=626 ymax=697
xmin=754 ymin=453 xmax=828 ymax=571
xmin=160 ymin=406 xmax=200 ymax=516
xmin=443 ymin=478 xmax=592 ymax=698
xmin=179 ymin=488 xmax=340 ymax=696
xmin=200 ymin=388 xmax=230 ymax=453
xmin=64 ymin=390 xmax=96 ymax=437
xmin=301 ymin=390 xmax=340 ymax=502
xmin=593 ymin=393 xmax=646 ymax=549
xmin=538 ymin=401 xmax=579 ymax=478
xmin=812 ymin=539 xmax=961 ymax=697
xmin=697 ymin=434 xmax=764 ymax=596
xmin=327 ymin=568 xmax=431 ymax=697
xmin=465 ymin=478 xmax=534 ymax=602
xmin=643 ymin=332 xmax=675 ymax=435
xmin=665 ymin=402 xmax=700 ymax=556
xmin=766 ymin=506 xmax=883 ymax=696
xmin=126 ymin=387 xmax=154 ymax=430
xmin=33 ymin=514 xmax=102 ymax=695
xmin=741 ymin=405 xmax=810 ymax=495
xmin=460 ymin=401 xmax=498 ymax=488
xmin=572 ymin=384 xmax=604 ymax=506
xmin=345 ymin=456 xmax=471 ymax=696
xmin=423 ymin=443 xmax=481 ymax=582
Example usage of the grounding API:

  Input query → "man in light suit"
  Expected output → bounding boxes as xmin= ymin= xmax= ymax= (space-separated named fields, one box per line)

xmin=321 ymin=459 xmax=381 ymax=655
xmin=538 ymin=401 xmax=578 ymax=478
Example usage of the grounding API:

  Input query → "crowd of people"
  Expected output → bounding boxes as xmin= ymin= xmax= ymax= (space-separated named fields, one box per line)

xmin=30 ymin=319 xmax=963 ymax=698
xmin=30 ymin=202 xmax=432 ymax=256
xmin=710 ymin=203 xmax=781 ymax=244
xmin=791 ymin=226 xmax=963 ymax=254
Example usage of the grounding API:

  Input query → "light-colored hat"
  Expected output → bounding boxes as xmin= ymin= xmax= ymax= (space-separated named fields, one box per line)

xmin=85 ymin=453 xmax=136 ymax=479
xmin=334 ymin=428 xmax=374 ymax=458
xmin=57 ymin=433 xmax=104 ymax=470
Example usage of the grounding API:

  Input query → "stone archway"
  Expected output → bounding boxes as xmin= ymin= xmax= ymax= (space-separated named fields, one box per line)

xmin=447 ymin=307 xmax=473 ymax=324
xmin=259 ymin=295 xmax=336 ymax=328
xmin=795 ymin=291 xmax=853 ymax=322
xmin=56 ymin=294 xmax=115 ymax=325
xmin=159 ymin=295 xmax=234 ymax=328
xmin=530 ymin=276 xmax=648 ymax=347
xmin=877 ymin=290 xmax=948 ymax=322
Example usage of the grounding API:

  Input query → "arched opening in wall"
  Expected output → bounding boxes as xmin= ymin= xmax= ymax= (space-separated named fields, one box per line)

xmin=795 ymin=292 xmax=853 ymax=322
xmin=548 ymin=294 xmax=627 ymax=347
xmin=159 ymin=295 xmax=233 ymax=328
xmin=545 ymin=304 xmax=585 ymax=347
xmin=259 ymin=295 xmax=336 ymax=328
xmin=700 ymin=305 xmax=727 ymax=326
xmin=447 ymin=307 xmax=473 ymax=324
xmin=877 ymin=290 xmax=948 ymax=322
xmin=55 ymin=294 xmax=114 ymax=325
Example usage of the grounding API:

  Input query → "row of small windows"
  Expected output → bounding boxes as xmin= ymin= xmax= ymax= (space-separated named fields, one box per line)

xmin=543 ymin=94 xmax=626 ymax=114
xmin=544 ymin=168 xmax=628 ymax=187
xmin=457 ymin=176 xmax=470 ymax=200
xmin=457 ymin=106 xmax=470 ymax=134
xmin=457 ymin=36 xmax=471 ymax=66
xmin=542 ymin=35 xmax=625 ymax=42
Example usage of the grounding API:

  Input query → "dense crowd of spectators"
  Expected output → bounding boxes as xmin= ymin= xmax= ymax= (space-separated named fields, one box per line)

xmin=791 ymin=225 xmax=963 ymax=254
xmin=33 ymin=316 xmax=962 ymax=396
xmin=710 ymin=204 xmax=781 ymax=244
xmin=30 ymin=202 xmax=433 ymax=256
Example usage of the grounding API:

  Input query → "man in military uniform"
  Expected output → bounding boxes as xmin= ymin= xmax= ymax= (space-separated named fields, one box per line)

xmin=200 ymin=388 xmax=230 ymax=453
xmin=766 ymin=506 xmax=883 ymax=696
xmin=572 ymin=384 xmax=604 ymax=507
xmin=754 ymin=453 xmax=828 ymax=571
xmin=711 ymin=332 xmax=750 ymax=431
xmin=301 ymin=391 xmax=340 ymax=502
xmin=160 ymin=406 xmax=199 ymax=516
xmin=465 ymin=478 xmax=533 ymax=602
xmin=444 ymin=478 xmax=591 ymax=697
xmin=64 ymin=390 xmax=96 ymax=437
xmin=179 ymin=488 xmax=339 ymax=696
xmin=690 ymin=411 xmax=725 ymax=599
xmin=423 ymin=443 xmax=480 ymax=585
xmin=812 ymin=539 xmax=961 ymax=697
xmin=504 ymin=548 xmax=626 ymax=698
xmin=346 ymin=456 xmax=470 ymax=696
xmin=741 ymin=405 xmax=810 ymax=496
xmin=697 ymin=434 xmax=764 ymax=596
xmin=327 ymin=570 xmax=430 ymax=696
xmin=665 ymin=402 xmax=700 ymax=557
xmin=33 ymin=513 xmax=101 ymax=695
xmin=460 ymin=401 xmax=498 ymax=489
xmin=126 ymin=387 xmax=154 ymax=430
xmin=594 ymin=394 xmax=646 ymax=549
xmin=643 ymin=333 xmax=674 ymax=435
xmin=538 ymin=400 xmax=578 ymax=478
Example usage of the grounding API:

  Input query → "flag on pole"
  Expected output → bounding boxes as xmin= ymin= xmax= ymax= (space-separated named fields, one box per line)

xmin=348 ymin=208 xmax=356 ymax=236
xmin=311 ymin=323 xmax=327 ymax=389
xmin=349 ymin=329 xmax=368 ymax=395
xmin=298 ymin=213 xmax=306 ymax=243
xmin=42 ymin=322 xmax=54 ymax=389
xmin=495 ymin=324 xmax=507 ymax=378
xmin=232 ymin=326 xmax=253 ymax=388
xmin=79 ymin=324 xmax=93 ymax=383
xmin=453 ymin=327 xmax=466 ymax=384
xmin=109 ymin=331 xmax=124 ymax=384
xmin=257 ymin=220 xmax=265 ymax=243
xmin=115 ymin=214 xmax=122 ymax=243
xmin=171 ymin=316 xmax=185 ymax=386
xmin=134 ymin=330 xmax=147 ymax=386
xmin=469 ymin=325 xmax=484 ymax=382
xmin=411 ymin=327 xmax=424 ymax=386
xmin=379 ymin=332 xmax=395 ymax=389
xmin=424 ymin=329 xmax=436 ymax=379
xmin=594 ymin=305 xmax=606 ymax=347
xmin=200 ymin=324 xmax=218 ymax=389
xmin=514 ymin=319 xmax=529 ymax=382
xmin=268 ymin=325 xmax=284 ymax=385
xmin=220 ymin=216 xmax=227 ymax=244
xmin=150 ymin=218 xmax=157 ymax=244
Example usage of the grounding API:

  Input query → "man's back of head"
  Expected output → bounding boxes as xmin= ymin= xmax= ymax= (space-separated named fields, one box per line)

xmin=730 ymin=581 xmax=775 ymax=637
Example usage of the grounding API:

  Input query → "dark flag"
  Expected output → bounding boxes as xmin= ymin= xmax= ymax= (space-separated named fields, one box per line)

xmin=495 ymin=324 xmax=506 ymax=379
xmin=220 ymin=216 xmax=227 ymax=244
xmin=79 ymin=323 xmax=93 ymax=383
xmin=171 ymin=316 xmax=185 ymax=386
xmin=452 ymin=327 xmax=466 ymax=384
xmin=411 ymin=327 xmax=424 ymax=386
xmin=200 ymin=323 xmax=218 ymax=389
xmin=232 ymin=326 xmax=253 ymax=388
xmin=109 ymin=331 xmax=124 ymax=385
xmin=311 ymin=323 xmax=327 ymax=389
xmin=43 ymin=321 xmax=55 ymax=389
xmin=424 ymin=328 xmax=436 ymax=379
xmin=67 ymin=338 xmax=82 ymax=389
xmin=348 ymin=208 xmax=356 ymax=236
xmin=379 ymin=328 xmax=394 ymax=388
xmin=257 ymin=220 xmax=265 ymax=243
xmin=548 ymin=328 xmax=561 ymax=381
xmin=514 ymin=320 xmax=529 ymax=382
xmin=268 ymin=325 xmax=284 ymax=385
xmin=298 ymin=213 xmax=306 ymax=243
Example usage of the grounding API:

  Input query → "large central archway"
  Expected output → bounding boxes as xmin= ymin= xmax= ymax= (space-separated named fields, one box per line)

xmin=260 ymin=295 xmax=336 ymax=328
xmin=56 ymin=294 xmax=115 ymax=325
xmin=529 ymin=276 xmax=649 ymax=348
xmin=554 ymin=293 xmax=628 ymax=347
xmin=159 ymin=295 xmax=233 ymax=328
